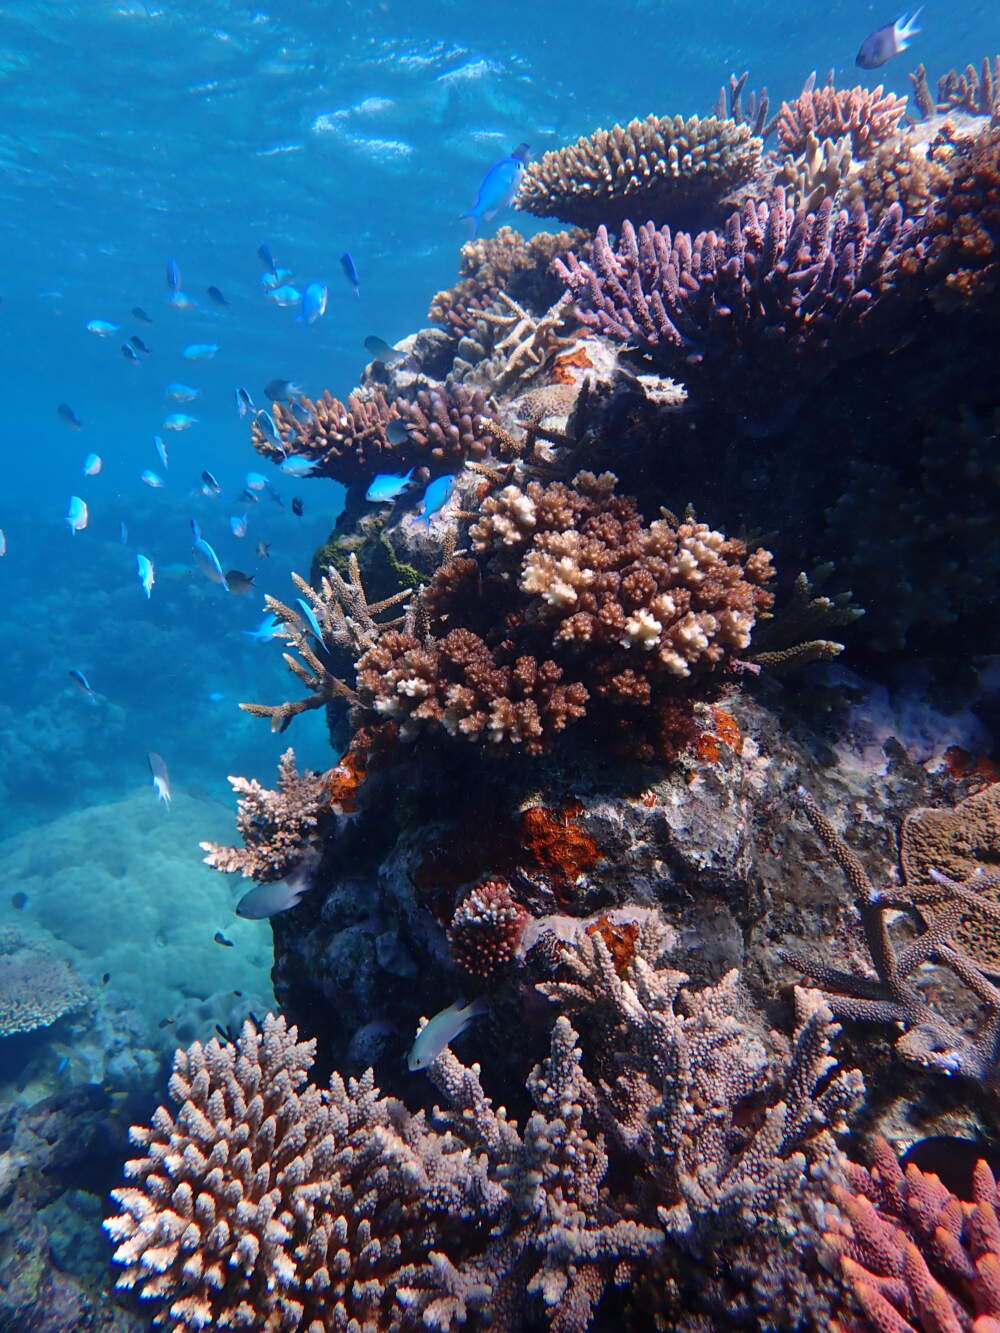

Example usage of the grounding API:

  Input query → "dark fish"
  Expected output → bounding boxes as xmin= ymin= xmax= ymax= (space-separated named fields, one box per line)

xmin=856 ymin=9 xmax=921 ymax=68
xmin=214 ymin=930 xmax=235 ymax=947
xmin=57 ymin=402 xmax=83 ymax=429
xmin=257 ymin=243 xmax=277 ymax=274
xmin=121 ymin=342 xmax=140 ymax=363
xmin=214 ymin=1023 xmax=232 ymax=1044
xmin=201 ymin=470 xmax=221 ymax=495
xmin=225 ymin=570 xmax=256 ymax=595
xmin=129 ymin=334 xmax=151 ymax=354
xmin=363 ymin=335 xmax=404 ymax=365
xmin=291 ymin=496 xmax=304 ymax=516
xmin=166 ymin=257 xmax=181 ymax=291
xmin=10 ymin=892 xmax=27 ymax=911
xmin=340 ymin=251 xmax=361 ymax=296
xmin=263 ymin=378 xmax=303 ymax=403
xmin=101 ymin=972 xmax=110 ymax=984
xmin=158 ymin=1017 xmax=174 ymax=1028
xmin=207 ymin=285 xmax=229 ymax=306
xmin=131 ymin=306 xmax=152 ymax=323
xmin=900 ymin=1135 xmax=1000 ymax=1201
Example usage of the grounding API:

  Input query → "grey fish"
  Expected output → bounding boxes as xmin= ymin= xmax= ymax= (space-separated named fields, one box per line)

xmin=236 ymin=856 xmax=316 ymax=919
xmin=856 ymin=9 xmax=921 ymax=68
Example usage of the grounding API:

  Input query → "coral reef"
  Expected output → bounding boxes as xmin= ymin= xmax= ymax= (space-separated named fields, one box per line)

xmin=857 ymin=130 xmax=951 ymax=222
xmin=0 ymin=932 xmax=90 ymax=1037
xmin=447 ymin=877 xmax=528 ymax=978
xmin=824 ymin=1135 xmax=1000 ymax=1333
xmin=775 ymin=83 xmax=908 ymax=159
xmin=935 ymin=54 xmax=1000 ymax=118
xmin=516 ymin=114 xmax=762 ymax=230
xmin=774 ymin=131 xmax=857 ymax=213
xmin=451 ymin=293 xmax=578 ymax=392
xmin=714 ymin=71 xmax=777 ymax=139
xmin=250 ymin=387 xmax=402 ymax=485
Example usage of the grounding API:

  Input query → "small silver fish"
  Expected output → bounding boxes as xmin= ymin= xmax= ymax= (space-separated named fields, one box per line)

xmin=408 ymin=998 xmax=488 ymax=1071
xmin=83 ymin=452 xmax=102 ymax=475
xmin=140 ymin=469 xmax=165 ymax=488
xmin=856 ymin=9 xmax=921 ymax=67
xmin=230 ymin=513 xmax=248 ymax=538
xmin=66 ymin=496 xmax=88 ymax=533
xmin=86 ymin=319 xmax=120 ymax=337
xmin=235 ymin=857 xmax=317 ymax=919
xmin=182 ymin=342 xmax=218 ymax=361
xmin=148 ymin=751 xmax=171 ymax=809
xmin=136 ymin=553 xmax=155 ymax=598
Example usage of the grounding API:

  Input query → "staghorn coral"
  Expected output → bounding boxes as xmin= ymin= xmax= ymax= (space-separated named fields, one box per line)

xmin=447 ymin=878 xmax=529 ymax=979
xmin=935 ymin=54 xmax=1000 ymax=118
xmin=823 ymin=1135 xmax=1000 ymax=1333
xmin=357 ymin=472 xmax=774 ymax=759
xmin=428 ymin=226 xmax=589 ymax=339
xmin=250 ymin=387 xmax=403 ymax=486
xmin=714 ymin=71 xmax=777 ymax=140
xmin=0 ymin=934 xmax=90 ymax=1037
xmin=199 ymin=747 xmax=331 ymax=881
xmin=749 ymin=566 xmax=864 ymax=674
xmin=451 ymin=293 xmax=578 ymax=391
xmin=239 ymin=560 xmax=412 ymax=733
xmin=516 ymin=114 xmax=762 ymax=231
xmin=775 ymin=83 xmax=907 ymax=160
xmin=774 ymin=132 xmax=858 ymax=213
xmin=781 ymin=791 xmax=1000 ymax=1089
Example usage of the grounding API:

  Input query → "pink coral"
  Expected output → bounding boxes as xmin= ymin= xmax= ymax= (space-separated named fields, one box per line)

xmin=448 ymin=878 xmax=529 ymax=978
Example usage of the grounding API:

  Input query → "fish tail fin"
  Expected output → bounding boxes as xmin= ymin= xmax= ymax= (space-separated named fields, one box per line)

xmin=458 ymin=210 xmax=479 ymax=237
xmin=896 ymin=7 xmax=921 ymax=43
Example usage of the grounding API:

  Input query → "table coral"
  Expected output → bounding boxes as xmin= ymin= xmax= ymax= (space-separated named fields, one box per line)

xmin=0 ymin=935 xmax=90 ymax=1037
xmin=775 ymin=83 xmax=907 ymax=159
xmin=516 ymin=113 xmax=762 ymax=230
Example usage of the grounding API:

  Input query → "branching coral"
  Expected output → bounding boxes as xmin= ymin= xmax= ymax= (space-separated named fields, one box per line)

xmin=858 ymin=131 xmax=951 ymax=223
xmin=401 ymin=384 xmax=498 ymax=469
xmin=199 ymin=748 xmax=331 ymax=881
xmin=0 ymin=933 xmax=90 ymax=1037
xmin=934 ymin=54 xmax=1000 ymax=118
xmin=239 ymin=559 xmax=412 ymax=732
xmin=429 ymin=225 xmax=588 ymax=338
xmin=357 ymin=472 xmax=774 ymax=759
xmin=781 ymin=791 xmax=1000 ymax=1089
xmin=553 ymin=191 xmax=912 ymax=385
xmin=714 ymin=71 xmax=777 ymax=140
xmin=775 ymin=132 xmax=858 ymax=213
xmin=250 ymin=387 xmax=404 ymax=486
xmin=775 ymin=83 xmax=907 ymax=160
xmin=452 ymin=293 xmax=578 ymax=391
xmin=516 ymin=114 xmax=762 ymax=230
xmin=447 ymin=878 xmax=529 ymax=978
xmin=823 ymin=1135 xmax=1000 ymax=1333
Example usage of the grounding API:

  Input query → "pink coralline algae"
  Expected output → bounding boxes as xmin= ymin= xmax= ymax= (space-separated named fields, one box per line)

xmin=447 ymin=877 xmax=529 ymax=978
xmin=553 ymin=190 xmax=912 ymax=372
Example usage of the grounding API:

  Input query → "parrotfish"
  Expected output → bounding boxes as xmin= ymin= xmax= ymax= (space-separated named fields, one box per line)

xmin=69 ymin=668 xmax=97 ymax=701
xmin=136 ymin=553 xmax=155 ymax=598
xmin=58 ymin=403 xmax=83 ymax=429
xmin=154 ymin=436 xmax=168 ymax=469
xmin=280 ymin=455 xmax=317 ymax=478
xmin=461 ymin=143 xmax=529 ymax=236
xmin=140 ymin=469 xmax=166 ymax=488
xmin=235 ymin=855 xmax=317 ymax=919
xmin=267 ymin=283 xmax=302 ymax=307
xmin=364 ymin=334 xmax=404 ymax=365
xmin=857 ymin=10 xmax=921 ymax=67
xmin=182 ymin=342 xmax=218 ymax=361
xmin=242 ymin=612 xmax=281 ymax=643
xmin=163 ymin=412 xmax=197 ymax=430
xmin=148 ymin=751 xmax=171 ymax=809
xmin=165 ymin=382 xmax=199 ymax=401
xmin=86 ymin=319 xmax=120 ymax=337
xmin=298 ymin=281 xmax=328 ymax=325
xmin=407 ymin=997 xmax=488 ymax=1071
xmin=83 ymin=453 xmax=102 ymax=475
xmin=131 ymin=306 xmax=152 ymax=323
xmin=340 ymin=251 xmax=361 ymax=296
xmin=230 ymin=513 xmax=248 ymax=538
xmin=130 ymin=335 xmax=151 ymax=354
xmin=207 ymin=285 xmax=229 ymax=306
xmin=193 ymin=537 xmax=229 ymax=589
xmin=418 ymin=474 xmax=456 ymax=526
xmin=366 ymin=467 xmax=416 ymax=503
xmin=225 ymin=570 xmax=256 ymax=596
xmin=235 ymin=387 xmax=254 ymax=417
xmin=201 ymin=470 xmax=221 ymax=496
xmin=121 ymin=342 xmax=140 ymax=363
xmin=66 ymin=496 xmax=88 ymax=533
xmin=166 ymin=257 xmax=181 ymax=291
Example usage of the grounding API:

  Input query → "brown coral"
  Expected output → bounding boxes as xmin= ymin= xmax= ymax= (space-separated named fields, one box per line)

xmin=447 ymin=878 xmax=528 ymax=978
xmin=0 ymin=935 xmax=90 ymax=1037
xmin=935 ymin=54 xmax=1000 ymax=118
xmin=824 ymin=1136 xmax=1000 ymax=1333
xmin=401 ymin=383 xmax=498 ymax=468
xmin=776 ymin=84 xmax=907 ymax=160
xmin=516 ymin=113 xmax=762 ymax=230
xmin=250 ymin=387 xmax=403 ymax=486
xmin=858 ymin=131 xmax=952 ymax=222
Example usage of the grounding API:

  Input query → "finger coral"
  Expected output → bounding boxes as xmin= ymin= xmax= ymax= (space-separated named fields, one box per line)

xmin=516 ymin=113 xmax=762 ymax=230
xmin=775 ymin=83 xmax=908 ymax=159
xmin=823 ymin=1135 xmax=1000 ymax=1333
xmin=356 ymin=472 xmax=774 ymax=758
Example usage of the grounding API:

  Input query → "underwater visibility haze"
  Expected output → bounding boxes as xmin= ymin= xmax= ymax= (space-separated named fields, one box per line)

xmin=1 ymin=0 xmax=1000 ymax=1328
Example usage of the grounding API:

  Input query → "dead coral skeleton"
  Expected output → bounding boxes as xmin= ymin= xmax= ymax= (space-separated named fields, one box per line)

xmin=781 ymin=790 xmax=1000 ymax=1088
xmin=239 ymin=556 xmax=413 ymax=732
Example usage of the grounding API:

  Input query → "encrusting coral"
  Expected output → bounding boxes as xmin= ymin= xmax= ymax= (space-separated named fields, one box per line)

xmin=356 ymin=471 xmax=775 ymax=759
xmin=823 ymin=1135 xmax=1000 ymax=1333
xmin=516 ymin=113 xmax=762 ymax=230
xmin=775 ymin=82 xmax=908 ymax=159
xmin=107 ymin=932 xmax=863 ymax=1333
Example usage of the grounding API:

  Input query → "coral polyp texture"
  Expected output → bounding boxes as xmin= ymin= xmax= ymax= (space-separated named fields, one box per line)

xmin=824 ymin=1135 xmax=1000 ymax=1333
xmin=553 ymin=191 xmax=911 ymax=385
xmin=447 ymin=877 xmax=529 ymax=978
xmin=515 ymin=113 xmax=762 ymax=230
xmin=356 ymin=471 xmax=774 ymax=758
xmin=250 ymin=387 xmax=401 ymax=485
xmin=0 ymin=932 xmax=90 ymax=1036
xmin=775 ymin=83 xmax=908 ymax=159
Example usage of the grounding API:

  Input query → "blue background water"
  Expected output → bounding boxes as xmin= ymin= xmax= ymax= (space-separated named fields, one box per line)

xmin=0 ymin=0 xmax=994 ymax=1041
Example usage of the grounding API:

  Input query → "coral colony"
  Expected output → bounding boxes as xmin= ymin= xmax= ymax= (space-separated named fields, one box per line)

xmin=101 ymin=62 xmax=1000 ymax=1333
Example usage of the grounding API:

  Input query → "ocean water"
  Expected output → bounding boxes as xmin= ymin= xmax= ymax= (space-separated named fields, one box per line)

xmin=0 ymin=0 xmax=998 ymax=1327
